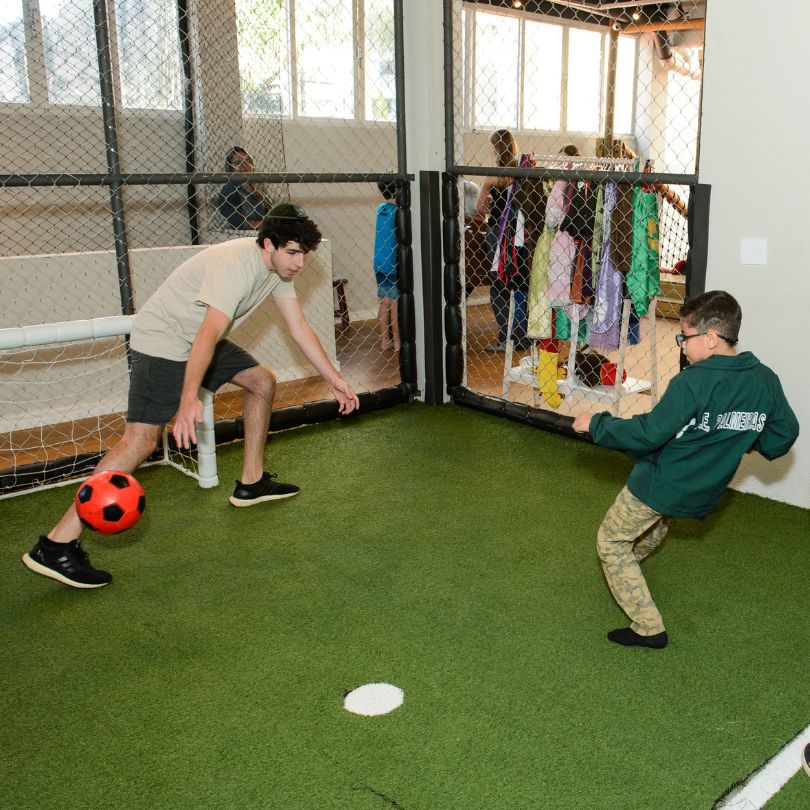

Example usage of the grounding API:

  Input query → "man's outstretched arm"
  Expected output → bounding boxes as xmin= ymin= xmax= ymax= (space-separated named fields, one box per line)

xmin=274 ymin=296 xmax=360 ymax=414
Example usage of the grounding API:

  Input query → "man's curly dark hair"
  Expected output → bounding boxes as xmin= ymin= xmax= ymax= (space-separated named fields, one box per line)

xmin=256 ymin=204 xmax=322 ymax=253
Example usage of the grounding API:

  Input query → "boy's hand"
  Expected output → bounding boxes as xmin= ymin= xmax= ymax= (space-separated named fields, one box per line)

xmin=572 ymin=413 xmax=593 ymax=434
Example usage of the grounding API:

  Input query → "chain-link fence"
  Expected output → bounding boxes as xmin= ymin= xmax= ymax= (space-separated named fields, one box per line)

xmin=0 ymin=0 xmax=412 ymax=494
xmin=445 ymin=0 xmax=704 ymax=423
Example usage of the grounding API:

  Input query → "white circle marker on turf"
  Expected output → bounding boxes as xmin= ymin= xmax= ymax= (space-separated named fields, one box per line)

xmin=343 ymin=683 xmax=404 ymax=716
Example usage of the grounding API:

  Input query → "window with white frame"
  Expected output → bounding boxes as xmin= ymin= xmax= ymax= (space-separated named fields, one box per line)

xmin=236 ymin=0 xmax=395 ymax=122
xmin=464 ymin=6 xmax=637 ymax=135
xmin=664 ymin=49 xmax=700 ymax=174
xmin=523 ymin=20 xmax=562 ymax=131
xmin=566 ymin=26 xmax=602 ymax=133
xmin=0 ymin=0 xmax=183 ymax=110
xmin=0 ymin=1 xmax=29 ymax=103
xmin=473 ymin=11 xmax=519 ymax=129
xmin=364 ymin=0 xmax=396 ymax=121
xmin=236 ymin=0 xmax=292 ymax=116
xmin=295 ymin=0 xmax=354 ymax=118
xmin=114 ymin=0 xmax=183 ymax=111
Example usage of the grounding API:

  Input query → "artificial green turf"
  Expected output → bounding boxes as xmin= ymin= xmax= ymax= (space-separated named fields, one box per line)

xmin=2 ymin=403 xmax=809 ymax=809
xmin=765 ymin=770 xmax=810 ymax=808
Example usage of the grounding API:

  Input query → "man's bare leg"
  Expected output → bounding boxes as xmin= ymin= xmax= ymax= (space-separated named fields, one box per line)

xmin=24 ymin=421 xmax=162 ymax=588
xmin=227 ymin=365 xmax=299 ymax=506
xmin=231 ymin=365 xmax=276 ymax=486
xmin=49 ymin=422 xmax=163 ymax=542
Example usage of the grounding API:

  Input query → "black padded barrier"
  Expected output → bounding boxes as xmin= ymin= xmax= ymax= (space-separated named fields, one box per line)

xmin=441 ymin=172 xmax=464 ymax=391
xmin=395 ymin=179 xmax=419 ymax=394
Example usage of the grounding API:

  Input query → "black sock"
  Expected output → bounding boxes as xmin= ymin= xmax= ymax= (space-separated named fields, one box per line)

xmin=607 ymin=627 xmax=668 ymax=649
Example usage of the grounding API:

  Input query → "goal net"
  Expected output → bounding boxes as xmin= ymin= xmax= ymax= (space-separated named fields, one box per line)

xmin=0 ymin=316 xmax=218 ymax=499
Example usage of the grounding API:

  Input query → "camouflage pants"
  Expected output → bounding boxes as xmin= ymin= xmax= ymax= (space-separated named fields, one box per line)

xmin=597 ymin=486 xmax=669 ymax=635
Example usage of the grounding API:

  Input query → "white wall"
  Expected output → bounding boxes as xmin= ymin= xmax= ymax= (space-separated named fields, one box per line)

xmin=403 ymin=0 xmax=446 ymax=401
xmin=0 ymin=1 xmax=398 ymax=327
xmin=700 ymin=0 xmax=810 ymax=508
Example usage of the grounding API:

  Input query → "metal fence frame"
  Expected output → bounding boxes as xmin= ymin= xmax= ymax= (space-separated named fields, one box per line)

xmin=0 ymin=0 xmax=417 ymax=492
xmin=438 ymin=0 xmax=710 ymax=438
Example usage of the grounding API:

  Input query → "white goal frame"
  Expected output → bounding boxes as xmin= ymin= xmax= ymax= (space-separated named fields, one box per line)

xmin=0 ymin=315 xmax=218 ymax=498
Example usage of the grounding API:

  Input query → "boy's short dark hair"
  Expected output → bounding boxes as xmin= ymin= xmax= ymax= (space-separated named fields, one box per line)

xmin=680 ymin=290 xmax=742 ymax=343
xmin=256 ymin=203 xmax=322 ymax=252
xmin=377 ymin=181 xmax=397 ymax=201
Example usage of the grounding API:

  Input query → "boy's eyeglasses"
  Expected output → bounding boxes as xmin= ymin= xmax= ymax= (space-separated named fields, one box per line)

xmin=675 ymin=332 xmax=738 ymax=347
xmin=675 ymin=332 xmax=705 ymax=347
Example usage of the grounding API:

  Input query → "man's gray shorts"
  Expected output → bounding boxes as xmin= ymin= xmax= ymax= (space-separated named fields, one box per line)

xmin=127 ymin=340 xmax=258 ymax=425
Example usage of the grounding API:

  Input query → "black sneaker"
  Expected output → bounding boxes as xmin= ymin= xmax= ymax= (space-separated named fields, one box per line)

xmin=803 ymin=741 xmax=810 ymax=778
xmin=229 ymin=472 xmax=299 ymax=507
xmin=607 ymin=627 xmax=668 ymax=649
xmin=22 ymin=536 xmax=112 ymax=589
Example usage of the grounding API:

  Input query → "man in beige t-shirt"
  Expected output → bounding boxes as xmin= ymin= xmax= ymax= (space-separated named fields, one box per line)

xmin=23 ymin=204 xmax=359 ymax=590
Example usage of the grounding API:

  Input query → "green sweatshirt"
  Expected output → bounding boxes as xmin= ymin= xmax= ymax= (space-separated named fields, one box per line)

xmin=590 ymin=352 xmax=799 ymax=518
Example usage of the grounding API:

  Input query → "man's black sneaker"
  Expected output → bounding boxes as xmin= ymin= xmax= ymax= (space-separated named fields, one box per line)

xmin=22 ymin=536 xmax=112 ymax=589
xmin=229 ymin=472 xmax=300 ymax=507
xmin=802 ymin=741 xmax=810 ymax=778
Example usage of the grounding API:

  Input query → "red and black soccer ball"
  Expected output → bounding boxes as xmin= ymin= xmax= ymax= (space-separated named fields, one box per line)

xmin=75 ymin=471 xmax=146 ymax=535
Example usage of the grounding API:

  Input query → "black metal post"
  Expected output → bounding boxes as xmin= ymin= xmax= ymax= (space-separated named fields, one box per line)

xmin=393 ymin=0 xmax=407 ymax=177
xmin=92 ymin=0 xmax=134 ymax=316
xmin=0 ymin=172 xmax=413 ymax=188
xmin=686 ymin=183 xmax=711 ymax=299
xmin=443 ymin=0 xmax=455 ymax=169
xmin=177 ymin=0 xmax=200 ymax=245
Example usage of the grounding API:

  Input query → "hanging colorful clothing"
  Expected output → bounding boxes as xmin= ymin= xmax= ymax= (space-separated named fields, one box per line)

xmin=527 ymin=228 xmax=554 ymax=339
xmin=590 ymin=182 xmax=623 ymax=352
xmin=561 ymin=182 xmax=597 ymax=306
xmin=627 ymin=185 xmax=660 ymax=317
xmin=590 ymin=183 xmax=605 ymax=285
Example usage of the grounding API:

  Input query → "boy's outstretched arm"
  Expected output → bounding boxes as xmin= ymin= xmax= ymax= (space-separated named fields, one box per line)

xmin=754 ymin=385 xmax=800 ymax=460
xmin=572 ymin=412 xmax=593 ymax=433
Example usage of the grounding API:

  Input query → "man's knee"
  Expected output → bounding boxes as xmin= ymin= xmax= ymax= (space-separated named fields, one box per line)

xmin=236 ymin=364 xmax=276 ymax=399
xmin=122 ymin=423 xmax=163 ymax=459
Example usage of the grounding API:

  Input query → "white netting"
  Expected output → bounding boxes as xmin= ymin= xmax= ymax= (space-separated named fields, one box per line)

xmin=0 ymin=318 xmax=216 ymax=497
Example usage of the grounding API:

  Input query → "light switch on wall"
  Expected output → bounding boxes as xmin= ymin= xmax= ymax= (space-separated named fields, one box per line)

xmin=740 ymin=238 xmax=768 ymax=266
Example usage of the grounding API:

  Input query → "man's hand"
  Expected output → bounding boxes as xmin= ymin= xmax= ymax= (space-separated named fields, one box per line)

xmin=173 ymin=397 xmax=204 ymax=449
xmin=331 ymin=378 xmax=360 ymax=415
xmin=572 ymin=412 xmax=593 ymax=434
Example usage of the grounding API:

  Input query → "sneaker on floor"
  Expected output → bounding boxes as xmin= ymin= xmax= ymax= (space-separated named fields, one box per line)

xmin=22 ymin=536 xmax=112 ymax=589
xmin=607 ymin=627 xmax=668 ymax=649
xmin=229 ymin=472 xmax=300 ymax=507
xmin=484 ymin=342 xmax=505 ymax=353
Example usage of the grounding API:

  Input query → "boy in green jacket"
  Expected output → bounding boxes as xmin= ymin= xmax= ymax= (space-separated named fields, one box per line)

xmin=572 ymin=290 xmax=799 ymax=649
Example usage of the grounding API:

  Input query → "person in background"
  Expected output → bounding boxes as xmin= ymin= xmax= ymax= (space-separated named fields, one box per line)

xmin=218 ymin=147 xmax=270 ymax=230
xmin=475 ymin=129 xmax=520 ymax=352
xmin=22 ymin=204 xmax=360 ymax=590
xmin=572 ymin=291 xmax=799 ymax=649
xmin=373 ymin=181 xmax=400 ymax=352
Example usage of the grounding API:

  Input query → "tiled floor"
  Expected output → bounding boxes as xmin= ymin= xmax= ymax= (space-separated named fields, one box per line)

xmin=462 ymin=293 xmax=683 ymax=419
